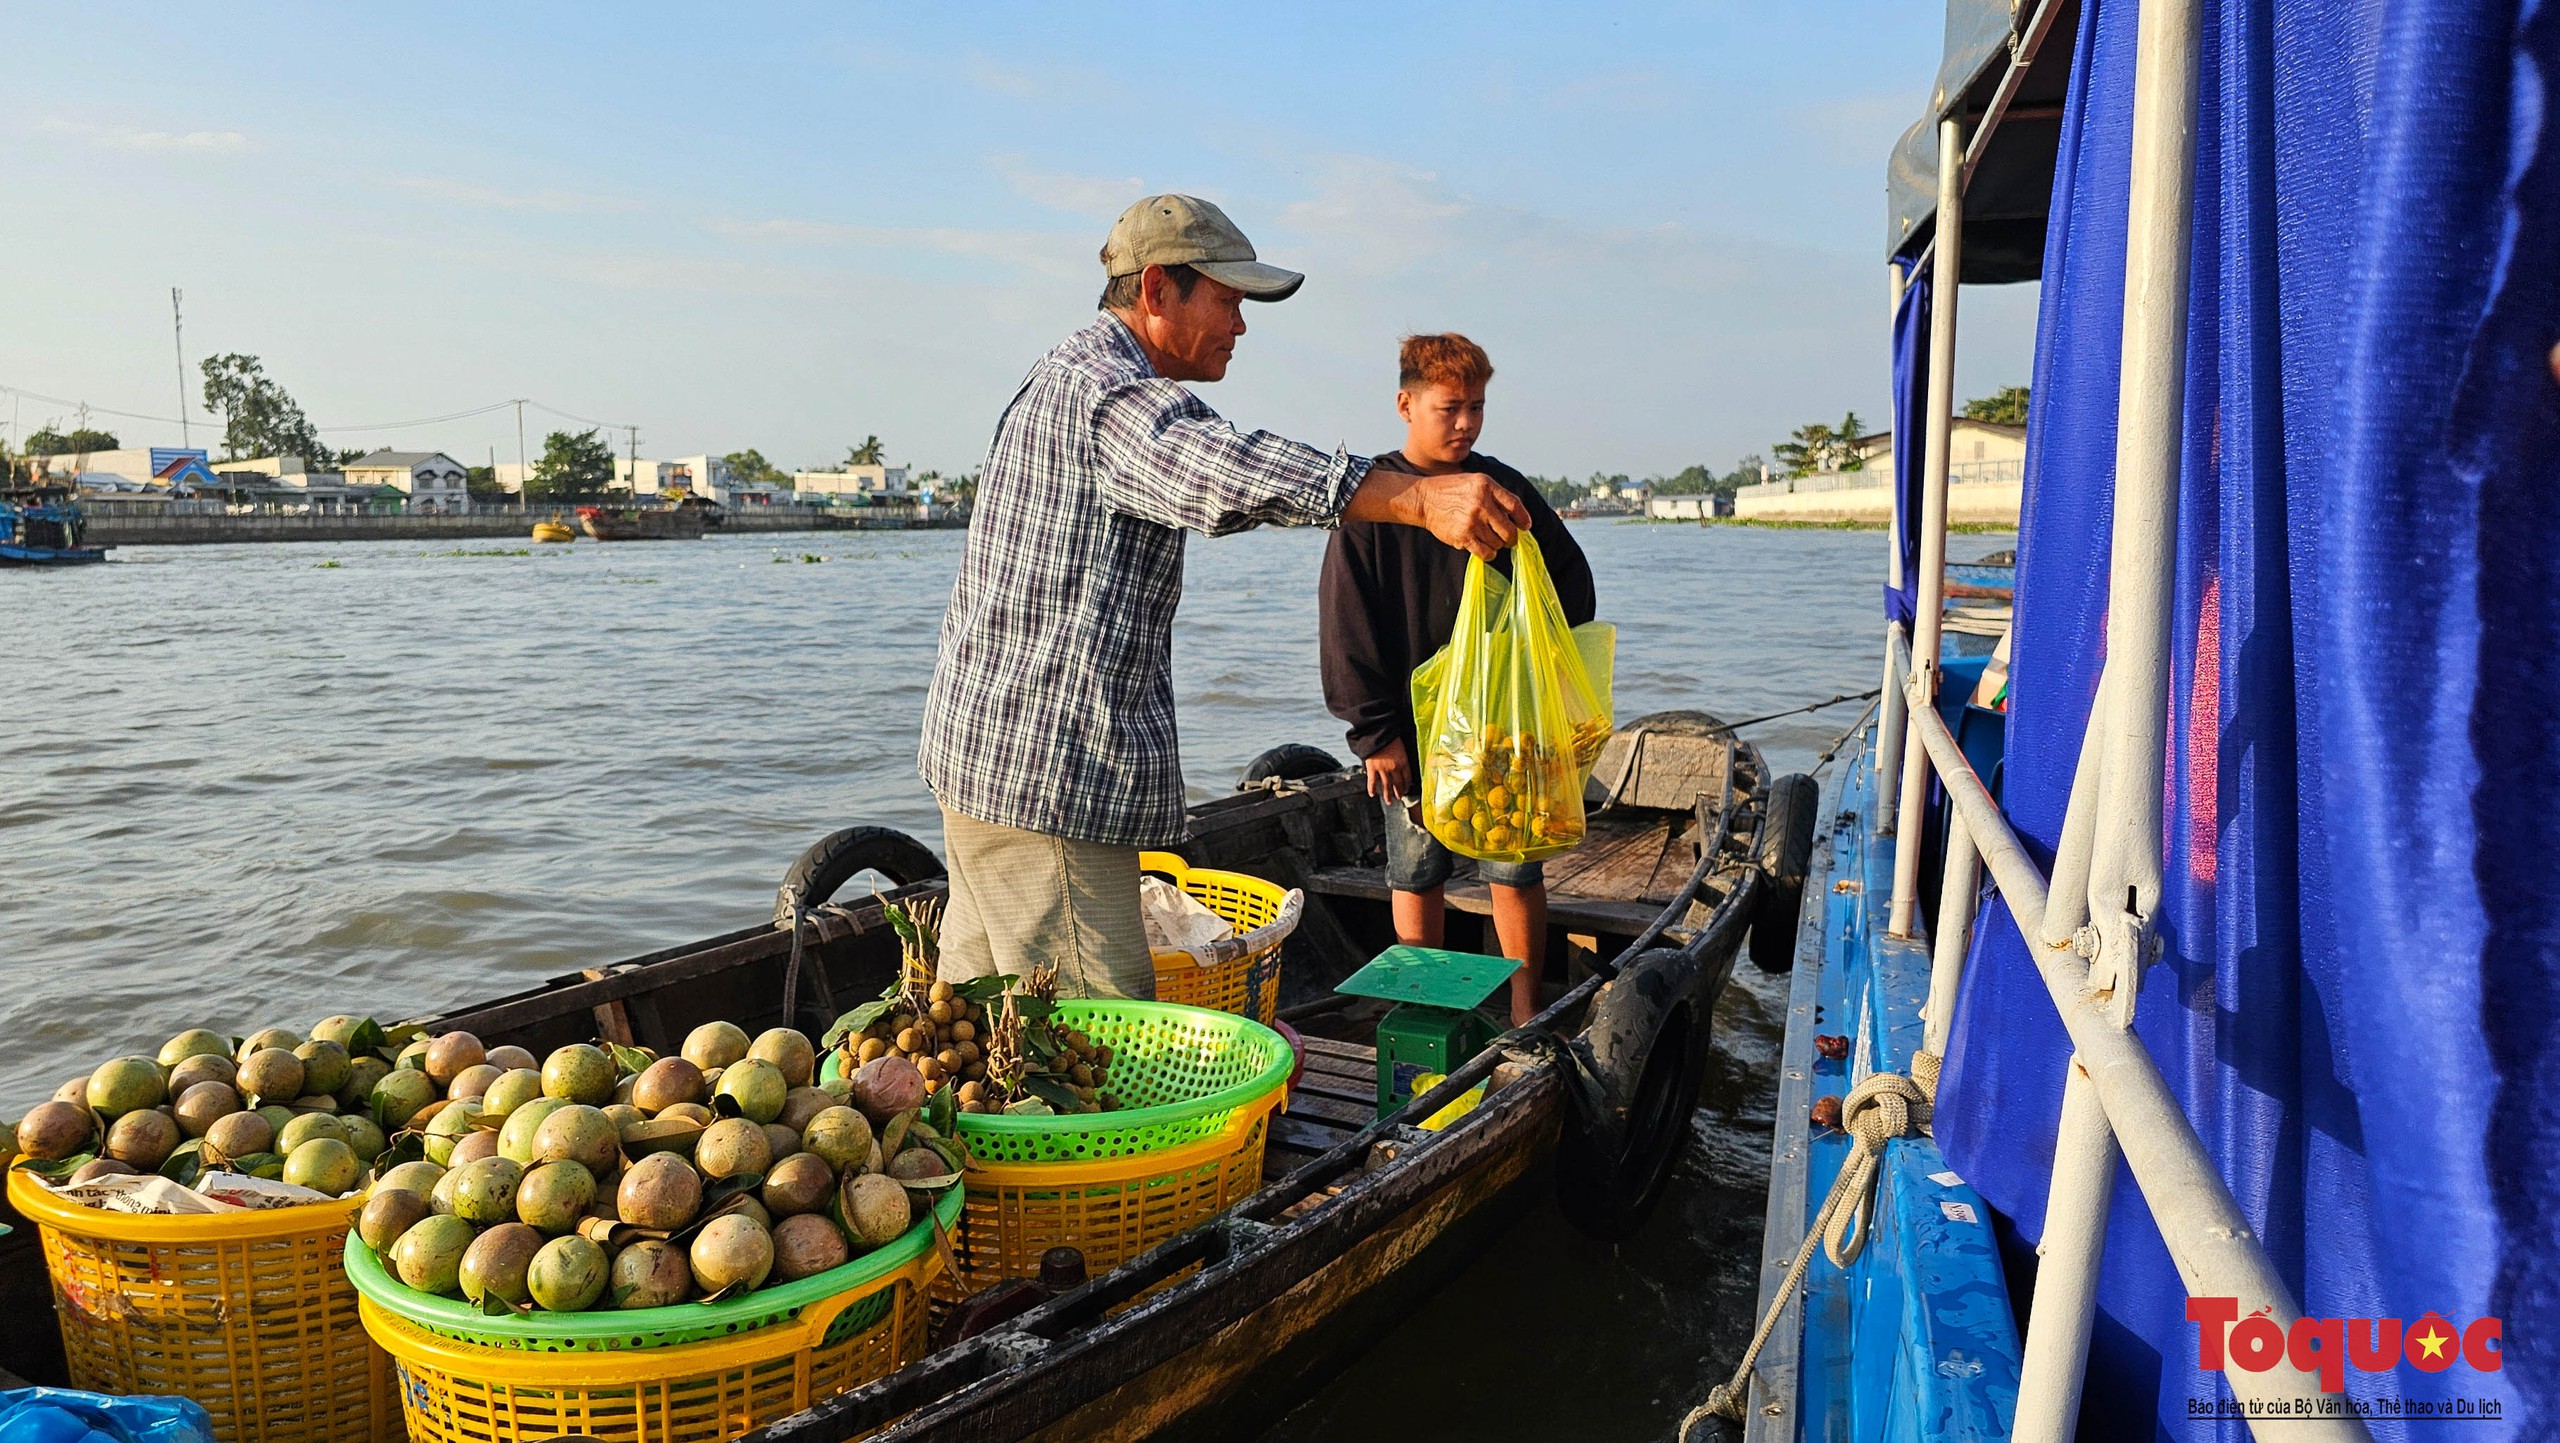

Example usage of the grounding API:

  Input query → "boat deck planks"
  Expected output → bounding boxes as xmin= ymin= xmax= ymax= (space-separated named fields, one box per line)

xmin=1539 ymin=812 xmax=1699 ymax=902
xmin=1304 ymin=864 xmax=1665 ymax=935
xmin=1262 ymin=1038 xmax=1379 ymax=1177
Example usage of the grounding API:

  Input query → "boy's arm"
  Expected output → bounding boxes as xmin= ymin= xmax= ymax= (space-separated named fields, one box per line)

xmin=1317 ymin=526 xmax=1412 ymax=765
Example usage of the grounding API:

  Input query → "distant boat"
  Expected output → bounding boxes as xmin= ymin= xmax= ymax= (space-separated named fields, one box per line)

xmin=0 ymin=486 xmax=111 ymax=566
xmin=576 ymin=504 xmax=710 ymax=541
xmin=530 ymin=520 xmax=575 ymax=544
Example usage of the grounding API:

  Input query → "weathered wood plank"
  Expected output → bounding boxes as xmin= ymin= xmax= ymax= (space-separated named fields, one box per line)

xmin=1275 ymin=1091 xmax=1371 ymax=1128
xmin=1303 ymin=865 xmax=1663 ymax=934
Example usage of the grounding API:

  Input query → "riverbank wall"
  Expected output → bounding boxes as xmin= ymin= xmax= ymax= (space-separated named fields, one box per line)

xmin=88 ymin=507 xmax=960 ymax=547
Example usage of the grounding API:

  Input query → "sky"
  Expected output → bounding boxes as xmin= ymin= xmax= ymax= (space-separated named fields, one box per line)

xmin=0 ymin=2 xmax=2038 ymax=480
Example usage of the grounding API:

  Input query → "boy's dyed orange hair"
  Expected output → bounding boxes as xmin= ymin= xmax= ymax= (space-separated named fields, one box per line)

xmin=1398 ymin=332 xmax=1494 ymax=391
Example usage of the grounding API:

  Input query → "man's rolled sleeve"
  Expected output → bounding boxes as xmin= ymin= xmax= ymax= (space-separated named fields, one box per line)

xmin=1094 ymin=377 xmax=1368 ymax=535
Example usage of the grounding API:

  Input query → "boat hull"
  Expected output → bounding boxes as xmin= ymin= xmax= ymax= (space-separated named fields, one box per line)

xmin=0 ymin=546 xmax=110 ymax=565
xmin=0 ymin=753 xmax=1763 ymax=1440
xmin=577 ymin=507 xmax=707 ymax=541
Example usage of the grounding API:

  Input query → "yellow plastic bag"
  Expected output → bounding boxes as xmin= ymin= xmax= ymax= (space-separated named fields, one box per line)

xmin=1410 ymin=533 xmax=1615 ymax=864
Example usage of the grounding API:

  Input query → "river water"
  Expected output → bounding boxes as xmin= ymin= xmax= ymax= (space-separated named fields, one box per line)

xmin=0 ymin=519 xmax=2007 ymax=1438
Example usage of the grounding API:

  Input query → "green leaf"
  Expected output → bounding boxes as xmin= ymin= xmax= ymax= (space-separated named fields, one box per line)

xmin=884 ymin=903 xmax=920 ymax=953
xmin=161 ymin=1148 xmax=205 ymax=1188
xmin=923 ymin=1087 xmax=957 ymax=1138
xmin=346 ymin=1018 xmax=387 ymax=1059
xmin=477 ymin=1292 xmax=516 ymax=1317
xmin=224 ymin=1152 xmax=282 ymax=1176
xmin=822 ymin=1000 xmax=892 ymax=1050
xmin=249 ymin=1156 xmax=286 ymax=1180
xmin=953 ymin=975 xmax=1016 ymax=1003
xmin=1022 ymin=1076 xmax=1081 ymax=1112
xmin=374 ymin=1132 xmax=426 ymax=1171
xmin=880 ymin=1109 xmax=913 ymax=1159
xmin=607 ymin=1043 xmax=654 ymax=1078
xmin=1014 ymin=995 xmax=1056 ymax=1025
xmin=13 ymin=1153 xmax=96 ymax=1180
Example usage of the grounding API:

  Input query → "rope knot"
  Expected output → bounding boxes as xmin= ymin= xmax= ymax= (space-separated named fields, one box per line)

xmin=1841 ymin=1071 xmax=1931 ymax=1147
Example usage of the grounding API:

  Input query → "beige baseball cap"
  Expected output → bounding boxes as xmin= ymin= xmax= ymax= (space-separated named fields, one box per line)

xmin=1101 ymin=194 xmax=1304 ymax=301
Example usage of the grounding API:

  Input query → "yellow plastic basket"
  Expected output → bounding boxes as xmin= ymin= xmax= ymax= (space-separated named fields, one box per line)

xmin=944 ymin=1105 xmax=1274 ymax=1302
xmin=357 ymin=1242 xmax=939 ymax=1443
xmin=939 ymin=999 xmax=1291 ymax=1301
xmin=1140 ymin=851 xmax=1301 ymax=1025
xmin=7 ymin=1168 xmax=397 ymax=1443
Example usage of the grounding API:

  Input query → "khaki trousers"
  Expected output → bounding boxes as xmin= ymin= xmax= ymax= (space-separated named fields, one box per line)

xmin=936 ymin=807 xmax=1155 ymax=1000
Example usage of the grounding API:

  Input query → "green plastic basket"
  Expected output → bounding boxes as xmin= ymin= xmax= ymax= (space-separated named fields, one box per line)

xmin=342 ymin=1185 xmax=962 ymax=1352
xmin=826 ymin=999 xmax=1294 ymax=1165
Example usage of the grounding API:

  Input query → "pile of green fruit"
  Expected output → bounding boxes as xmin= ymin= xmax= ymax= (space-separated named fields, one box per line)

xmin=7 ymin=1016 xmax=455 ymax=1199
xmin=356 ymin=1020 xmax=964 ymax=1314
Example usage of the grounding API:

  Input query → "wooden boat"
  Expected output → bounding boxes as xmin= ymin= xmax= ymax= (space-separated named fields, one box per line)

xmin=577 ymin=503 xmax=711 ymax=541
xmin=0 ymin=715 xmax=1812 ymax=1439
xmin=0 ymin=487 xmax=111 ymax=566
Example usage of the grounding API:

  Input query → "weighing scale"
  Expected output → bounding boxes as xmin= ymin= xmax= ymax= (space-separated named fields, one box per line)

xmin=1333 ymin=945 xmax=1522 ymax=1117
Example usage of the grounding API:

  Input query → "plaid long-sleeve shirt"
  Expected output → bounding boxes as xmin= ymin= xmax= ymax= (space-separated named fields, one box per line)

xmin=919 ymin=313 xmax=1370 ymax=847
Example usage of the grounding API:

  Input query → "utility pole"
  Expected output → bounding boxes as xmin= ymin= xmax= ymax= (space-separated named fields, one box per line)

xmin=514 ymin=399 xmax=527 ymax=493
xmin=171 ymin=288 xmax=188 ymax=449
xmin=627 ymin=424 xmax=639 ymax=490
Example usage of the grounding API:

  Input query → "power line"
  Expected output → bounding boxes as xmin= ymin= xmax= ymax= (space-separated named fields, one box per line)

xmin=0 ymin=383 xmax=635 ymax=440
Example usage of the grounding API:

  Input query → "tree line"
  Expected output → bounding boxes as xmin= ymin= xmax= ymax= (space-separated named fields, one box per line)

xmin=1522 ymin=384 xmax=2030 ymax=506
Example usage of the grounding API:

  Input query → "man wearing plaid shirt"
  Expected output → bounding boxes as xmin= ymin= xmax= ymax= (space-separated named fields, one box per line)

xmin=921 ymin=194 xmax=1529 ymax=998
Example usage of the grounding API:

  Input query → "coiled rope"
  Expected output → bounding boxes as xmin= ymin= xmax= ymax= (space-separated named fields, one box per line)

xmin=1677 ymin=1068 xmax=1934 ymax=1439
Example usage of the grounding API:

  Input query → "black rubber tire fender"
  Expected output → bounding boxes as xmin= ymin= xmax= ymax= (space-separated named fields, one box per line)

xmin=772 ymin=826 xmax=947 ymax=928
xmin=1555 ymin=946 xmax=1712 ymax=1240
xmin=1748 ymin=772 xmax=1819 ymax=972
xmin=1238 ymin=743 xmax=1343 ymax=788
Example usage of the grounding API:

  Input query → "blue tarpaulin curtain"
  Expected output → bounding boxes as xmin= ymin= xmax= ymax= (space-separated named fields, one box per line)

xmin=1887 ymin=256 xmax=1929 ymax=625
xmin=1933 ymin=0 xmax=2560 ymax=1437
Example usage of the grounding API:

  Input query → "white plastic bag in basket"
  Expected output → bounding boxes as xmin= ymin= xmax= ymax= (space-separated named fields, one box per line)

xmin=1140 ymin=876 xmax=1235 ymax=964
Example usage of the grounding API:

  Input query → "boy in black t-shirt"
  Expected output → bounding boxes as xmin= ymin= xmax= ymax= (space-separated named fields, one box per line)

xmin=1318 ymin=333 xmax=1596 ymax=1026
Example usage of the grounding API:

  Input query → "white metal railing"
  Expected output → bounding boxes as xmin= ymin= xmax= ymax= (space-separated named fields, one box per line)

xmin=1889 ymin=629 xmax=2361 ymax=1439
xmin=1859 ymin=0 xmax=2372 ymax=1435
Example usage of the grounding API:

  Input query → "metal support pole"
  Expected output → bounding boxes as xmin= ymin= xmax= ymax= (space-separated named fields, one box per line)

xmin=1921 ymin=811 xmax=1978 ymax=1059
xmin=2082 ymin=0 xmax=2199 ymax=1024
xmin=2041 ymin=667 xmax=2110 ymax=947
xmin=1888 ymin=116 xmax=1964 ymax=935
xmin=1875 ymin=625 xmax=1909 ymax=830
xmin=2014 ymin=1059 xmax=2121 ymax=1441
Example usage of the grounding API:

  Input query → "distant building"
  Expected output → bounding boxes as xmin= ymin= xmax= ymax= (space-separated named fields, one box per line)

xmin=345 ymin=450 xmax=472 ymax=514
xmin=1648 ymin=496 xmax=1716 ymax=520
xmin=793 ymin=464 xmax=912 ymax=500
xmin=1732 ymin=417 xmax=2026 ymax=526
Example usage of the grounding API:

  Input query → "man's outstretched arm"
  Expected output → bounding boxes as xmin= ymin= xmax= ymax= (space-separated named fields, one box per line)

xmin=1342 ymin=467 xmax=1528 ymax=559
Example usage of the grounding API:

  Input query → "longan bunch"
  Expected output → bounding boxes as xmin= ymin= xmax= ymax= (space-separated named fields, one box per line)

xmin=850 ymin=981 xmax=988 ymax=1093
xmin=950 ymin=982 xmax=1120 ymax=1117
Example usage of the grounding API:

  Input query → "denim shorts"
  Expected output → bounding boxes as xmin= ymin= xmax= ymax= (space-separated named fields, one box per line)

xmin=1380 ymin=795 xmax=1545 ymax=892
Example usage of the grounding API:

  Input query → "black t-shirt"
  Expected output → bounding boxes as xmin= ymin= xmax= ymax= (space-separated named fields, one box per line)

xmin=1317 ymin=450 xmax=1597 ymax=762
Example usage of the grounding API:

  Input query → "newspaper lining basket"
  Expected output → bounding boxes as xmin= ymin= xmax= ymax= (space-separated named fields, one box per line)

xmin=7 ymin=1168 xmax=397 ymax=1443
xmin=1140 ymin=852 xmax=1301 ymax=1026
xmin=349 ymin=1190 xmax=956 ymax=1443
xmin=941 ymin=999 xmax=1292 ymax=1299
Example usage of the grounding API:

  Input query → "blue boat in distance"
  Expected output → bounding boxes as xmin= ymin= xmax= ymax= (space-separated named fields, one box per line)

xmin=0 ymin=485 xmax=111 ymax=566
